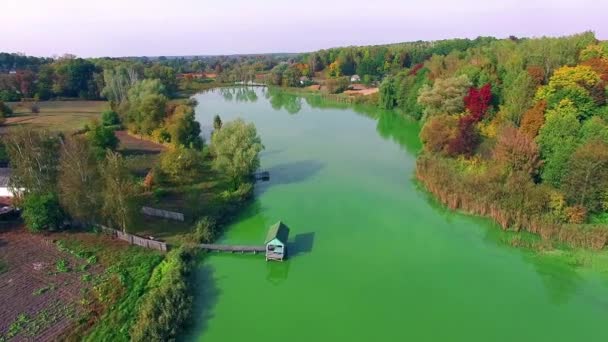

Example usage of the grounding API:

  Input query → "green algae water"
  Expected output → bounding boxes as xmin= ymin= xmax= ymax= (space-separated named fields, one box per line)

xmin=188 ymin=87 xmax=608 ymax=342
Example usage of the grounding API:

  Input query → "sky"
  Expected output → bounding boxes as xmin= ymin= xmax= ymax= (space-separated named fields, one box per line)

xmin=1 ymin=0 xmax=607 ymax=58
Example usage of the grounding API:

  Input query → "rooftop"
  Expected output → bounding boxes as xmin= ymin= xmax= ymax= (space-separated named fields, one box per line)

xmin=265 ymin=221 xmax=289 ymax=244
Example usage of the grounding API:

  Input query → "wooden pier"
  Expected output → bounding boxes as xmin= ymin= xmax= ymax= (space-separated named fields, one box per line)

xmin=198 ymin=221 xmax=289 ymax=262
xmin=200 ymin=244 xmax=265 ymax=254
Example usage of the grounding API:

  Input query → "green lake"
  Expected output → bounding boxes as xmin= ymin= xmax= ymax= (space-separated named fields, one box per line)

xmin=188 ymin=87 xmax=608 ymax=342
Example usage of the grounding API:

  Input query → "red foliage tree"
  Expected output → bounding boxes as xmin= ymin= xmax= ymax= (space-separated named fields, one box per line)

xmin=408 ymin=63 xmax=424 ymax=76
xmin=464 ymin=83 xmax=492 ymax=121
xmin=448 ymin=115 xmax=479 ymax=156
xmin=448 ymin=84 xmax=493 ymax=156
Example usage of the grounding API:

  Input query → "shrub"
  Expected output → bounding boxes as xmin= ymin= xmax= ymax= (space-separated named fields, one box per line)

xmin=130 ymin=248 xmax=195 ymax=342
xmin=101 ymin=110 xmax=120 ymax=126
xmin=22 ymin=193 xmax=64 ymax=232
xmin=56 ymin=259 xmax=70 ymax=273
xmin=193 ymin=217 xmax=217 ymax=243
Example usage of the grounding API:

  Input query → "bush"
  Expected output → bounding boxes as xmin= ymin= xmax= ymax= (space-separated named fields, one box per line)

xmin=130 ymin=248 xmax=195 ymax=342
xmin=325 ymin=77 xmax=349 ymax=94
xmin=192 ymin=217 xmax=217 ymax=243
xmin=30 ymin=103 xmax=40 ymax=114
xmin=220 ymin=182 xmax=253 ymax=203
xmin=22 ymin=193 xmax=64 ymax=232
xmin=0 ymin=101 xmax=12 ymax=119
xmin=101 ymin=110 xmax=120 ymax=126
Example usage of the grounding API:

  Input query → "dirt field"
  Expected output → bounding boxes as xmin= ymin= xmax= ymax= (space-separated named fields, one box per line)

xmin=343 ymin=87 xmax=379 ymax=96
xmin=0 ymin=225 xmax=100 ymax=341
xmin=1 ymin=101 xmax=108 ymax=134
xmin=115 ymin=130 xmax=166 ymax=154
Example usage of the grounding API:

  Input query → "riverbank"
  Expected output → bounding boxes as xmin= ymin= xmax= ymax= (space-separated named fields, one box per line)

xmin=416 ymin=153 xmax=608 ymax=266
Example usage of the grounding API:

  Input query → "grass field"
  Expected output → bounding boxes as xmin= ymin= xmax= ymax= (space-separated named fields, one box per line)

xmin=1 ymin=101 xmax=108 ymax=133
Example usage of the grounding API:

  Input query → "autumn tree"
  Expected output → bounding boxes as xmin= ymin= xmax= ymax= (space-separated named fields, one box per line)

xmin=447 ymin=115 xmax=479 ymax=156
xmin=58 ymin=136 xmax=101 ymax=224
xmin=464 ymin=83 xmax=492 ymax=120
xmin=493 ymin=126 xmax=541 ymax=177
xmin=535 ymin=65 xmax=601 ymax=119
xmin=561 ymin=140 xmax=608 ymax=212
xmin=165 ymin=105 xmax=203 ymax=149
xmin=420 ymin=115 xmax=459 ymax=155
xmin=101 ymin=151 xmax=137 ymax=232
xmin=519 ymin=100 xmax=547 ymax=138
xmin=4 ymin=128 xmax=60 ymax=195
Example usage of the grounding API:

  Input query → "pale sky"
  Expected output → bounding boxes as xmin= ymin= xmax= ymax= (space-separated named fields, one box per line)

xmin=1 ymin=0 xmax=606 ymax=57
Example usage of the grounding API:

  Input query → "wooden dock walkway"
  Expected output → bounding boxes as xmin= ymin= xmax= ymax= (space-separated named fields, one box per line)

xmin=200 ymin=244 xmax=265 ymax=254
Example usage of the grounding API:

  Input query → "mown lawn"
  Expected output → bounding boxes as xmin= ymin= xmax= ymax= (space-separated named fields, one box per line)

xmin=2 ymin=101 xmax=108 ymax=133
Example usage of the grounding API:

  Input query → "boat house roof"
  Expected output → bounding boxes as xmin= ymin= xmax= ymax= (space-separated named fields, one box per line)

xmin=265 ymin=221 xmax=289 ymax=244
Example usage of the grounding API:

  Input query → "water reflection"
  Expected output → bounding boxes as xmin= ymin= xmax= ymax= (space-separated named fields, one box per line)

xmin=266 ymin=260 xmax=291 ymax=285
xmin=218 ymin=87 xmax=259 ymax=103
xmin=376 ymin=110 xmax=422 ymax=155
xmin=265 ymin=88 xmax=302 ymax=114
xmin=185 ymin=264 xmax=221 ymax=339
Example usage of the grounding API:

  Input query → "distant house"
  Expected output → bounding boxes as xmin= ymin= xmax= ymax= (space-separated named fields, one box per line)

xmin=265 ymin=221 xmax=289 ymax=261
xmin=8 ymin=70 xmax=17 ymax=75
xmin=350 ymin=74 xmax=361 ymax=83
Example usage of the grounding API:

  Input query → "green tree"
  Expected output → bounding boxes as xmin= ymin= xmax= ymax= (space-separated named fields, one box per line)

xmin=379 ymin=77 xmax=396 ymax=109
xmin=158 ymin=146 xmax=204 ymax=185
xmin=144 ymin=64 xmax=178 ymax=96
xmin=125 ymin=79 xmax=168 ymax=134
xmin=87 ymin=121 xmax=119 ymax=158
xmin=22 ymin=193 xmax=64 ymax=232
xmin=501 ymin=71 xmax=536 ymax=125
xmin=417 ymin=75 xmax=471 ymax=118
xmin=211 ymin=118 xmax=264 ymax=188
xmin=101 ymin=110 xmax=120 ymax=126
xmin=537 ymin=100 xmax=581 ymax=186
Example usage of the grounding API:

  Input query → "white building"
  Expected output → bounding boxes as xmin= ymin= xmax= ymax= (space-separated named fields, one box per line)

xmin=350 ymin=74 xmax=361 ymax=83
xmin=0 ymin=168 xmax=14 ymax=197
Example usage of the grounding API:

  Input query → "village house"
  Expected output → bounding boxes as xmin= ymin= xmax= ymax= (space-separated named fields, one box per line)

xmin=350 ymin=74 xmax=361 ymax=83
xmin=0 ymin=168 xmax=13 ymax=197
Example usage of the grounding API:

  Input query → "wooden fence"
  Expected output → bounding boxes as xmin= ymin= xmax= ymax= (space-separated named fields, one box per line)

xmin=98 ymin=225 xmax=168 ymax=252
xmin=141 ymin=206 xmax=185 ymax=221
